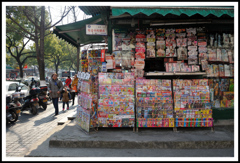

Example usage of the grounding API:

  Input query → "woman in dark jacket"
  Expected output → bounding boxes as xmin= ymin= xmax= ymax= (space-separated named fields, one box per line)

xmin=48 ymin=73 xmax=63 ymax=116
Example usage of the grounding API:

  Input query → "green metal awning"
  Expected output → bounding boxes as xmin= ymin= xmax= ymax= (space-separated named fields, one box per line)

xmin=53 ymin=15 xmax=106 ymax=47
xmin=111 ymin=6 xmax=234 ymax=18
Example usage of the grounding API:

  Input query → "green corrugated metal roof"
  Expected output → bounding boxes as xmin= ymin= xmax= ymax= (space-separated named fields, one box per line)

xmin=79 ymin=6 xmax=110 ymax=16
xmin=53 ymin=15 xmax=105 ymax=47
xmin=111 ymin=6 xmax=234 ymax=17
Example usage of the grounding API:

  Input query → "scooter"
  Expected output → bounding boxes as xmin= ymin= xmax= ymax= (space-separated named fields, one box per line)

xmin=21 ymin=87 xmax=39 ymax=115
xmin=6 ymin=95 xmax=20 ymax=124
xmin=38 ymin=86 xmax=48 ymax=110
xmin=12 ymin=86 xmax=25 ymax=108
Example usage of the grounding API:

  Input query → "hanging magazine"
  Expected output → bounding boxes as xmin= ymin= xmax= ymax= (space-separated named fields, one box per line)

xmin=201 ymin=60 xmax=208 ymax=71
xmin=155 ymin=28 xmax=165 ymax=40
xmin=177 ymin=47 xmax=187 ymax=60
xmin=112 ymin=51 xmax=122 ymax=67
xmin=166 ymin=47 xmax=176 ymax=57
xmin=122 ymin=50 xmax=134 ymax=69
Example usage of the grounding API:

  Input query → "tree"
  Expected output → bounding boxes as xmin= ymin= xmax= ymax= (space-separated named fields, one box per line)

xmin=6 ymin=6 xmax=72 ymax=83
xmin=44 ymin=34 xmax=71 ymax=74
xmin=6 ymin=35 xmax=36 ymax=79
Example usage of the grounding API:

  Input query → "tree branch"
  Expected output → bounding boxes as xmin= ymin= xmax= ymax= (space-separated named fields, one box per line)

xmin=6 ymin=11 xmax=36 ymax=38
xmin=45 ymin=6 xmax=73 ymax=30
xmin=22 ymin=7 xmax=40 ymax=30
xmin=7 ymin=20 xmax=37 ymax=41
xmin=45 ymin=6 xmax=53 ymax=27
xmin=22 ymin=55 xmax=37 ymax=65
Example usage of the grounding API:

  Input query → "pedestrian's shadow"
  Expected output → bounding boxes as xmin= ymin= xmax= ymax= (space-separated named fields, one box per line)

xmin=33 ymin=113 xmax=57 ymax=126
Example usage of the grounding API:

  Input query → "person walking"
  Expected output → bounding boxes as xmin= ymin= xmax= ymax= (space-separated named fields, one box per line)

xmin=71 ymin=74 xmax=78 ymax=106
xmin=48 ymin=73 xmax=63 ymax=116
xmin=65 ymin=76 xmax=72 ymax=88
xmin=62 ymin=86 xmax=71 ymax=111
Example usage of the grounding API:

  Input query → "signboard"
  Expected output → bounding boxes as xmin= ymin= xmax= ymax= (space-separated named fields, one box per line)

xmin=86 ymin=24 xmax=107 ymax=35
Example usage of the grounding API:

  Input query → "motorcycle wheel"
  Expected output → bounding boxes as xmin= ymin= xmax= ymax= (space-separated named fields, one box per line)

xmin=42 ymin=103 xmax=47 ymax=110
xmin=9 ymin=110 xmax=18 ymax=123
xmin=30 ymin=105 xmax=38 ymax=115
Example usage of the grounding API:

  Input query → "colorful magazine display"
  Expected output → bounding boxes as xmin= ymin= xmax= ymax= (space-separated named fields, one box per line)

xmin=98 ymin=73 xmax=135 ymax=127
xmin=173 ymin=79 xmax=213 ymax=127
xmin=136 ymin=79 xmax=174 ymax=127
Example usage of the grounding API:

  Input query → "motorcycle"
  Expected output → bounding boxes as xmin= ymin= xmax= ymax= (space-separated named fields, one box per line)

xmin=6 ymin=95 xmax=21 ymax=123
xmin=38 ymin=86 xmax=48 ymax=110
xmin=21 ymin=87 xmax=40 ymax=115
xmin=12 ymin=86 xmax=25 ymax=107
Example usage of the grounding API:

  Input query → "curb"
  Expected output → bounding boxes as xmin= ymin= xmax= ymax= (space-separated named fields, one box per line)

xmin=49 ymin=139 xmax=234 ymax=149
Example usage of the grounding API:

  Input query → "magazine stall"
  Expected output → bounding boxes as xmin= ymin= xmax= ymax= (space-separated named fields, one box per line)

xmin=55 ymin=6 xmax=234 ymax=132
xmin=109 ymin=20 xmax=234 ymax=131
xmin=75 ymin=49 xmax=101 ymax=133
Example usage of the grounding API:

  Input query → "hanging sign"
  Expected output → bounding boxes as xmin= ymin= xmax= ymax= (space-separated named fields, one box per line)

xmin=86 ymin=24 xmax=107 ymax=35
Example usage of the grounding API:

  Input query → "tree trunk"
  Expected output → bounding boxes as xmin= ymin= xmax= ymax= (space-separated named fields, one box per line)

xmin=17 ymin=59 xmax=23 ymax=79
xmin=55 ymin=64 xmax=58 ymax=75
xmin=39 ymin=6 xmax=45 ymax=85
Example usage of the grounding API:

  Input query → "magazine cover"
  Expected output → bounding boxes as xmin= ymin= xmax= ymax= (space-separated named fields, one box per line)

xmin=229 ymin=64 xmax=234 ymax=77
xmin=176 ymin=28 xmax=186 ymax=33
xmin=186 ymin=28 xmax=196 ymax=35
xmin=146 ymin=48 xmax=156 ymax=58
xmin=228 ymin=49 xmax=234 ymax=63
xmin=112 ymin=51 xmax=122 ymax=67
xmin=216 ymin=48 xmax=222 ymax=61
xmin=155 ymin=28 xmax=165 ymax=40
xmin=191 ymin=65 xmax=200 ymax=72
xmin=208 ymin=48 xmax=217 ymax=61
xmin=198 ymin=46 xmax=207 ymax=53
xmin=213 ymin=79 xmax=220 ymax=100
xmin=113 ymin=36 xmax=122 ymax=51
xmin=187 ymin=36 xmax=197 ymax=46
xmin=224 ymin=64 xmax=231 ymax=77
xmin=122 ymin=50 xmax=134 ymax=69
xmin=201 ymin=60 xmax=208 ymax=71
xmin=213 ymin=64 xmax=219 ymax=77
xmin=122 ymin=39 xmax=131 ymax=50
xmin=219 ymin=64 xmax=225 ymax=77
xmin=176 ymin=38 xmax=187 ymax=47
xmin=197 ymin=39 xmax=207 ymax=46
xmin=156 ymin=48 xmax=165 ymax=57
xmin=177 ymin=47 xmax=188 ymax=60
xmin=229 ymin=79 xmax=234 ymax=92
xmin=166 ymin=38 xmax=176 ymax=47
xmin=219 ymin=79 xmax=229 ymax=92
xmin=176 ymin=33 xmax=186 ymax=38
xmin=221 ymin=49 xmax=228 ymax=62
xmin=166 ymin=46 xmax=176 ymax=57
xmin=188 ymin=56 xmax=198 ymax=65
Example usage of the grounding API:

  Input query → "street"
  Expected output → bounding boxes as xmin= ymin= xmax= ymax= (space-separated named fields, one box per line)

xmin=5 ymin=99 xmax=77 ymax=157
xmin=4 ymin=98 xmax=235 ymax=161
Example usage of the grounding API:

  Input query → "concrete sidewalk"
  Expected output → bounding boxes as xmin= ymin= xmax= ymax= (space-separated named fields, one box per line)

xmin=48 ymin=119 xmax=234 ymax=149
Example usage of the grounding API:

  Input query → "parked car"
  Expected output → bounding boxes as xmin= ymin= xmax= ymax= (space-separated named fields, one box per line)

xmin=6 ymin=81 xmax=30 ymax=97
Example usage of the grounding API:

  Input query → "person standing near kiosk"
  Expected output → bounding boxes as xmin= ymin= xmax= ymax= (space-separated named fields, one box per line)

xmin=71 ymin=74 xmax=78 ymax=106
xmin=48 ymin=73 xmax=63 ymax=116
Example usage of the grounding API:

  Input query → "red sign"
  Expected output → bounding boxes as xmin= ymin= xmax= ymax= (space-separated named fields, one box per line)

xmin=101 ymin=49 xmax=105 ymax=62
